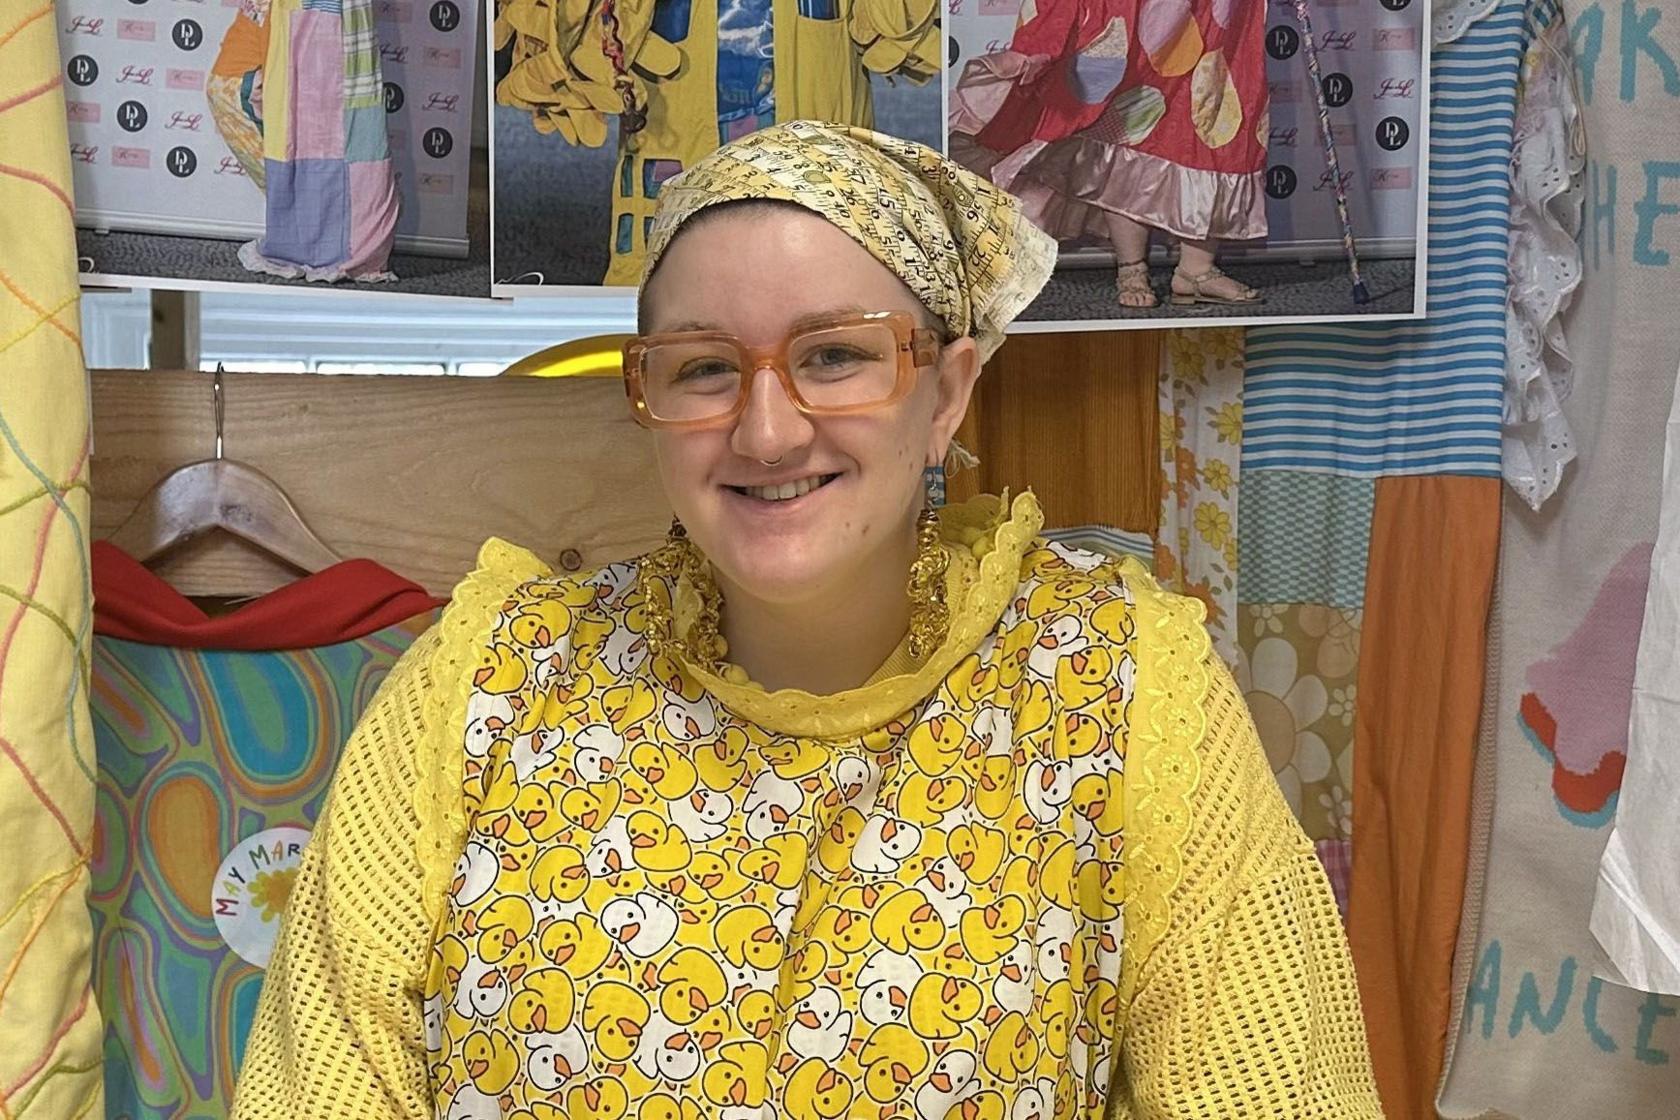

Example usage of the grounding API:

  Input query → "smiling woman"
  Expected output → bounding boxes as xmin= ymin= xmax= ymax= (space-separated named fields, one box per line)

xmin=232 ymin=120 xmax=1385 ymax=1120
xmin=634 ymin=211 xmax=974 ymax=692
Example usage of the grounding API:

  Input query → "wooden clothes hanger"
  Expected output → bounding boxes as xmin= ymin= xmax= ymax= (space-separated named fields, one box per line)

xmin=108 ymin=366 xmax=343 ymax=574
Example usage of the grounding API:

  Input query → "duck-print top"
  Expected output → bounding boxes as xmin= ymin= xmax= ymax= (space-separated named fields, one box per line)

xmin=233 ymin=494 xmax=1385 ymax=1120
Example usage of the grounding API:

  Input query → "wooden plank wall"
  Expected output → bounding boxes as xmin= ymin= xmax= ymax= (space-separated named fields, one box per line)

xmin=950 ymin=329 xmax=1161 ymax=532
xmin=90 ymin=370 xmax=674 ymax=597
xmin=89 ymin=331 xmax=1160 ymax=598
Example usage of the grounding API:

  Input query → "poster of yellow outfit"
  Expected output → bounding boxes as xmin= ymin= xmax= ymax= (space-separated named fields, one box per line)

xmin=489 ymin=0 xmax=942 ymax=291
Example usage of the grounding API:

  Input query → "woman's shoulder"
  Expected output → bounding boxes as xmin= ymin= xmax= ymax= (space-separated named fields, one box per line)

xmin=442 ymin=538 xmax=643 ymax=614
xmin=1015 ymin=536 xmax=1208 ymax=633
xmin=432 ymin=538 xmax=642 ymax=665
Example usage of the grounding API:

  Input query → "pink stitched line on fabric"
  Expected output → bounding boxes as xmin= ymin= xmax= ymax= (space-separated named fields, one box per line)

xmin=2 ymin=983 xmax=92 ymax=1110
xmin=0 ymin=12 xmax=98 ymax=1110
xmin=0 ymin=76 xmax=57 ymax=117
xmin=0 ymin=440 xmax=91 ymax=860
xmin=0 ymin=437 xmax=88 ymax=687
xmin=0 ymin=164 xmax=72 ymax=216
xmin=0 ymin=433 xmax=98 ymax=790
xmin=0 ymin=739 xmax=84 ymax=859
xmin=0 ymin=272 xmax=78 ymax=345
xmin=0 ymin=5 xmax=53 ymax=55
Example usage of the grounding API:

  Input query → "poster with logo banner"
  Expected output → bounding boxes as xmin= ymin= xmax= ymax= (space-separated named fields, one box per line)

xmin=58 ymin=0 xmax=487 ymax=297
xmin=946 ymin=0 xmax=1428 ymax=329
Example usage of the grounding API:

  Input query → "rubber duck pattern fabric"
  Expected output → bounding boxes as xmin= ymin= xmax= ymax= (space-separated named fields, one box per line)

xmin=426 ymin=534 xmax=1136 ymax=1119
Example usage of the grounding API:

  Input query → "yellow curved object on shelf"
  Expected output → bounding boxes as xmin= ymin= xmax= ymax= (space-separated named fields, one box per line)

xmin=500 ymin=334 xmax=634 ymax=378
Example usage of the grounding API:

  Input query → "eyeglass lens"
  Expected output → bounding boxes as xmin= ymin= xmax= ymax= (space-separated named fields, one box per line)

xmin=639 ymin=322 xmax=902 ymax=423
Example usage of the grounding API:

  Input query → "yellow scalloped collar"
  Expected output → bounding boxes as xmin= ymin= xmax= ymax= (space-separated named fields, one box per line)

xmin=668 ymin=491 xmax=1044 ymax=738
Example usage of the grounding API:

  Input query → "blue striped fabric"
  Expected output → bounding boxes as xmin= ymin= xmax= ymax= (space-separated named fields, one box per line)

xmin=1241 ymin=0 xmax=1531 ymax=477
xmin=1042 ymin=525 xmax=1156 ymax=566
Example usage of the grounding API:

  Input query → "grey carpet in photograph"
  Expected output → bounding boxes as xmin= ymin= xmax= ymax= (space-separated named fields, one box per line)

xmin=77 ymin=151 xmax=493 ymax=299
xmin=1022 ymin=257 xmax=1417 ymax=324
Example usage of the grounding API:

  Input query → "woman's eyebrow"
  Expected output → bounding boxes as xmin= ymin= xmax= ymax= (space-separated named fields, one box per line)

xmin=788 ymin=307 xmax=870 ymax=332
xmin=654 ymin=307 xmax=875 ymax=336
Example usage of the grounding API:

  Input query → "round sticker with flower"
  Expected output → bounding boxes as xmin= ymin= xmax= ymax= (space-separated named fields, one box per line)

xmin=212 ymin=825 xmax=309 ymax=968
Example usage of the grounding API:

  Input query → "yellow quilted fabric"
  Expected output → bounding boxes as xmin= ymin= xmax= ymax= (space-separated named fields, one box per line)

xmin=0 ymin=4 xmax=104 ymax=1117
xmin=234 ymin=495 xmax=1383 ymax=1119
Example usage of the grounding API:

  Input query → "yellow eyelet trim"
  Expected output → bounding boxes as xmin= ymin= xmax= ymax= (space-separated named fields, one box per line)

xmin=414 ymin=537 xmax=551 ymax=933
xmin=1114 ymin=555 xmax=1213 ymax=1019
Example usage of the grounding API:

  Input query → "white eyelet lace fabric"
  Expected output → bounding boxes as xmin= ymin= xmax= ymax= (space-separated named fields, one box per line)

xmin=1503 ymin=4 xmax=1585 ymax=510
xmin=1435 ymin=0 xmax=1503 ymax=45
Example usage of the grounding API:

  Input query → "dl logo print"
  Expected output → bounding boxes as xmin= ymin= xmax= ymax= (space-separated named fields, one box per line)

xmin=118 ymin=100 xmax=148 ymax=132
xmin=67 ymin=54 xmax=98 ymax=85
xmin=1266 ymin=165 xmax=1297 ymax=199
xmin=171 ymin=18 xmax=202 ymax=50
xmin=166 ymin=145 xmax=197 ymax=177
xmin=1321 ymin=72 xmax=1353 ymax=108
xmin=429 ymin=0 xmax=460 ymax=31
xmin=384 ymin=81 xmax=405 ymax=112
xmin=423 ymin=127 xmax=453 ymax=158
xmin=1380 ymin=0 xmax=1412 ymax=8
xmin=1376 ymin=116 xmax=1410 ymax=151
xmin=1266 ymin=25 xmax=1299 ymax=60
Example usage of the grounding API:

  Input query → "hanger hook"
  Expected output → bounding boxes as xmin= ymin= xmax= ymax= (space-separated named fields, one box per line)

xmin=213 ymin=363 xmax=225 ymax=461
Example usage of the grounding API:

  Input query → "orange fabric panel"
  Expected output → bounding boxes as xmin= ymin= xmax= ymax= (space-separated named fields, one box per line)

xmin=1350 ymin=475 xmax=1499 ymax=1120
xmin=211 ymin=14 xmax=270 ymax=79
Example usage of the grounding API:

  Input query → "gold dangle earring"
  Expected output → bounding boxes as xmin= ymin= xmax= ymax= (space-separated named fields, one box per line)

xmin=639 ymin=517 xmax=687 ymax=665
xmin=906 ymin=469 xmax=950 ymax=661
xmin=680 ymin=525 xmax=726 ymax=669
xmin=641 ymin=517 xmax=724 ymax=671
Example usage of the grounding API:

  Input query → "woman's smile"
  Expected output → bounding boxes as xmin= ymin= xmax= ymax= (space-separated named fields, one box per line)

xmin=724 ymin=472 xmax=842 ymax=504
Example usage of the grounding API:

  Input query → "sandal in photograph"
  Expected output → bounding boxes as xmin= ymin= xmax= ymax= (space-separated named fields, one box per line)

xmin=1170 ymin=265 xmax=1263 ymax=306
xmin=1116 ymin=259 xmax=1159 ymax=309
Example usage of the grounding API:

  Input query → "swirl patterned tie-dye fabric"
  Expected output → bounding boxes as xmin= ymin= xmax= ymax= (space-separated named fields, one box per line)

xmin=89 ymin=613 xmax=435 ymax=1119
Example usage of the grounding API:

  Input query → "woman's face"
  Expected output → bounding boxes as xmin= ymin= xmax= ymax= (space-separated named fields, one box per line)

xmin=638 ymin=206 xmax=980 ymax=608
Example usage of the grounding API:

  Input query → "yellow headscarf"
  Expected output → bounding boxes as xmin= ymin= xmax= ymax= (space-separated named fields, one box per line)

xmin=641 ymin=120 xmax=1057 ymax=361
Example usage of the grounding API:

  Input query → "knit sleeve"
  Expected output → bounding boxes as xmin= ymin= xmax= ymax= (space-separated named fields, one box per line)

xmin=231 ymin=539 xmax=551 ymax=1120
xmin=230 ymin=627 xmax=442 ymax=1120
xmin=1113 ymin=653 xmax=1385 ymax=1118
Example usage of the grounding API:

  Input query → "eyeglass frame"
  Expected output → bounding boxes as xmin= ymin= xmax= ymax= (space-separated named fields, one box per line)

xmin=622 ymin=310 xmax=944 ymax=430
